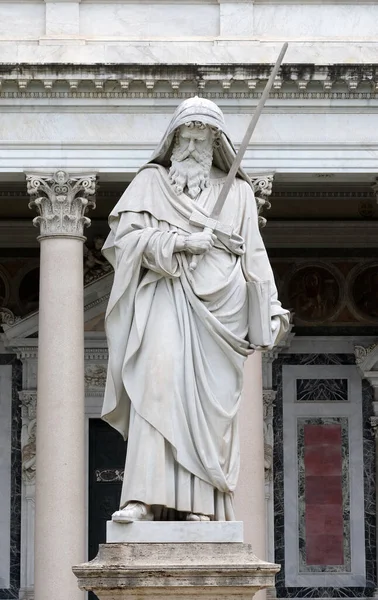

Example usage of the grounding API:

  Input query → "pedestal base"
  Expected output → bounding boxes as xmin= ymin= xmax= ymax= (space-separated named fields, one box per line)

xmin=73 ymin=541 xmax=280 ymax=600
xmin=107 ymin=520 xmax=244 ymax=543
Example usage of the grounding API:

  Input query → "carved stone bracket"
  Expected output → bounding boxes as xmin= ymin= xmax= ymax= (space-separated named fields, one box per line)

xmin=19 ymin=391 xmax=37 ymax=484
xmin=251 ymin=175 xmax=274 ymax=228
xmin=26 ymin=170 xmax=97 ymax=240
xmin=0 ymin=308 xmax=20 ymax=326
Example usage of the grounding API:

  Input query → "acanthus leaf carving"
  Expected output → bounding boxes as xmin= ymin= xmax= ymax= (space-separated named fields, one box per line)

xmin=26 ymin=170 xmax=97 ymax=239
xmin=251 ymin=175 xmax=274 ymax=228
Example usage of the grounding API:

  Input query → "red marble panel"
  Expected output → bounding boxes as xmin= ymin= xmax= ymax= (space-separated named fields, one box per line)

xmin=304 ymin=424 xmax=344 ymax=566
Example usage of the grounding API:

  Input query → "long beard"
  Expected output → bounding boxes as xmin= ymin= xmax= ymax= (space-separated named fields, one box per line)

xmin=168 ymin=145 xmax=213 ymax=199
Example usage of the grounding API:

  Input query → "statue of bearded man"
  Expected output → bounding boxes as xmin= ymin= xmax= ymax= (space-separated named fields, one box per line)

xmin=101 ymin=97 xmax=289 ymax=523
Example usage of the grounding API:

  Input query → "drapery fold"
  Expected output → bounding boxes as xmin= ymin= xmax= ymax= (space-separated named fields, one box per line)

xmin=102 ymin=165 xmax=289 ymax=517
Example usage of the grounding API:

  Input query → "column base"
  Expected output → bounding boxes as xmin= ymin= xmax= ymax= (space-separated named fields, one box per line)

xmin=73 ymin=532 xmax=280 ymax=600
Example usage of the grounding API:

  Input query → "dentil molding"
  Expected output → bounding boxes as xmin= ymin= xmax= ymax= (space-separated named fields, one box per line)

xmin=2 ymin=64 xmax=378 ymax=100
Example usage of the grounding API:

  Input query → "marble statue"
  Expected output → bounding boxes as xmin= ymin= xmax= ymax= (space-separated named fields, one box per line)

xmin=101 ymin=97 xmax=289 ymax=523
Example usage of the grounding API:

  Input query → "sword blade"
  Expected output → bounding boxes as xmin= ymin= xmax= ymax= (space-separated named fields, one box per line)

xmin=210 ymin=42 xmax=289 ymax=221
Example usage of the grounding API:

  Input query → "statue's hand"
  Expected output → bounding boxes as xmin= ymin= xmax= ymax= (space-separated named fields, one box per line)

xmin=184 ymin=232 xmax=217 ymax=255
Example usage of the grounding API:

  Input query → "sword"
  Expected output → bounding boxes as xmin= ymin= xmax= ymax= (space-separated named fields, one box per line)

xmin=188 ymin=42 xmax=289 ymax=271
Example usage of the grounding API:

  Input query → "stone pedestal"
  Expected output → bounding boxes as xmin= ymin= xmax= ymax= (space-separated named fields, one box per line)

xmin=73 ymin=523 xmax=280 ymax=600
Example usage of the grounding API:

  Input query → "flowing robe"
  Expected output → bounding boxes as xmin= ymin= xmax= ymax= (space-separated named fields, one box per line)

xmin=102 ymin=164 xmax=288 ymax=520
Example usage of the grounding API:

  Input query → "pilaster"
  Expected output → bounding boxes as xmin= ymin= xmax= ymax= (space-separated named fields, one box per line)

xmin=355 ymin=342 xmax=378 ymax=595
xmin=262 ymin=331 xmax=294 ymax=573
xmin=19 ymin=390 xmax=37 ymax=600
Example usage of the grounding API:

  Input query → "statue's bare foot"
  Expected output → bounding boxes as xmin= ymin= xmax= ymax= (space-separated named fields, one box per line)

xmin=186 ymin=512 xmax=211 ymax=522
xmin=112 ymin=501 xmax=154 ymax=523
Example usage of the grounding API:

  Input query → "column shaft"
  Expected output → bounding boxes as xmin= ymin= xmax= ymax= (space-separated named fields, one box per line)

xmin=235 ymin=352 xmax=266 ymax=557
xmin=34 ymin=237 xmax=85 ymax=600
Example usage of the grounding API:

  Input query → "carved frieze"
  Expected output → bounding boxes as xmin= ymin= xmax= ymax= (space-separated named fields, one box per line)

xmin=84 ymin=365 xmax=107 ymax=388
xmin=27 ymin=170 xmax=96 ymax=239
xmin=84 ymin=235 xmax=113 ymax=285
xmin=263 ymin=389 xmax=276 ymax=485
xmin=19 ymin=391 xmax=37 ymax=484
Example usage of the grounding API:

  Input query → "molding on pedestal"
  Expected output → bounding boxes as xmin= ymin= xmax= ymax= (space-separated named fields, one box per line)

xmin=73 ymin=542 xmax=280 ymax=600
xmin=26 ymin=170 xmax=97 ymax=240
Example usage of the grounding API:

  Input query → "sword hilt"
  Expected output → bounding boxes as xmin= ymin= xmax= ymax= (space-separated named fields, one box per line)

xmin=189 ymin=226 xmax=214 ymax=272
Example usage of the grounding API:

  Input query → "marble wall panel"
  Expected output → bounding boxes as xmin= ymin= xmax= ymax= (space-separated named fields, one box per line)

xmin=0 ymin=3 xmax=45 ymax=37
xmin=0 ymin=355 xmax=22 ymax=600
xmin=79 ymin=3 xmax=219 ymax=37
xmin=273 ymin=353 xmax=375 ymax=598
xmin=298 ymin=419 xmax=350 ymax=573
xmin=254 ymin=5 xmax=378 ymax=39
xmin=296 ymin=379 xmax=348 ymax=402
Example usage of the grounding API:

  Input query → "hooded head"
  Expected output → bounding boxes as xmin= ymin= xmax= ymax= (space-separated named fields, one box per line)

xmin=142 ymin=97 xmax=252 ymax=192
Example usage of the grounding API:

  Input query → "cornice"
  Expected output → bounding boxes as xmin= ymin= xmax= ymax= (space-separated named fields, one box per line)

xmin=1 ymin=63 xmax=378 ymax=100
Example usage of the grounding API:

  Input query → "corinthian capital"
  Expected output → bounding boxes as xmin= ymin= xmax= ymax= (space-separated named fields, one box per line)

xmin=26 ymin=170 xmax=97 ymax=240
xmin=250 ymin=174 xmax=274 ymax=228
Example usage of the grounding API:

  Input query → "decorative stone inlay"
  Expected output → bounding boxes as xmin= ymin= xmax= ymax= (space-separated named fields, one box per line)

xmin=95 ymin=468 xmax=124 ymax=483
xmin=26 ymin=170 xmax=96 ymax=239
xmin=296 ymin=378 xmax=349 ymax=402
xmin=298 ymin=418 xmax=351 ymax=573
xmin=263 ymin=389 xmax=276 ymax=484
xmin=19 ymin=390 xmax=37 ymax=484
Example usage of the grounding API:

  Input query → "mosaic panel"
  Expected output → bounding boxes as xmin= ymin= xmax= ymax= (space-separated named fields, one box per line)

xmin=298 ymin=418 xmax=350 ymax=573
xmin=0 ymin=355 xmax=22 ymax=600
xmin=296 ymin=378 xmax=348 ymax=402
xmin=273 ymin=353 xmax=375 ymax=598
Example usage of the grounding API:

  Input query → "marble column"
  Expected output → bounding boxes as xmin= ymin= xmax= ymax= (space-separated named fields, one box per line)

xmin=234 ymin=175 xmax=275 ymax=554
xmin=27 ymin=170 xmax=96 ymax=600
xmin=235 ymin=352 xmax=266 ymax=555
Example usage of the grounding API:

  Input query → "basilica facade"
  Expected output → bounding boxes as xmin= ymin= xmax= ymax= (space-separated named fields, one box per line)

xmin=0 ymin=1 xmax=378 ymax=599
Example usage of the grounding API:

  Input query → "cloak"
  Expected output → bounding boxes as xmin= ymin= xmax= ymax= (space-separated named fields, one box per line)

xmin=101 ymin=98 xmax=289 ymax=513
